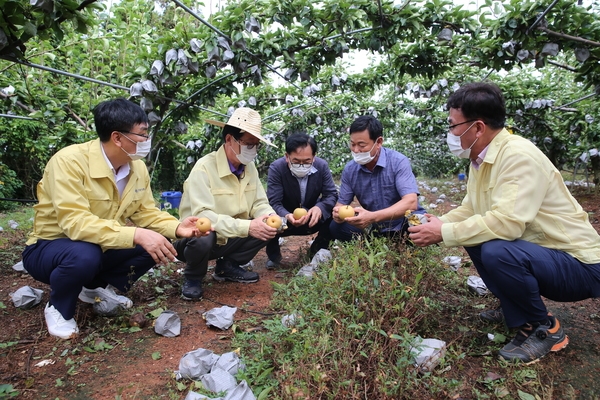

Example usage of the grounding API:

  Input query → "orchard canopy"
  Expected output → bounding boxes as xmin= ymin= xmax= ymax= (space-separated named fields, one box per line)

xmin=0 ymin=0 xmax=599 ymax=201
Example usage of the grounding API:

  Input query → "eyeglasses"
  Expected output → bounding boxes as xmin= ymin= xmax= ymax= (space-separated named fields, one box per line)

xmin=448 ymin=120 xmax=477 ymax=132
xmin=290 ymin=162 xmax=313 ymax=169
xmin=119 ymin=131 xmax=152 ymax=141
xmin=233 ymin=137 xmax=262 ymax=150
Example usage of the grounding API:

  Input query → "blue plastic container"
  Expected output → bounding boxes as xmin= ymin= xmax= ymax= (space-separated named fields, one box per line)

xmin=160 ymin=191 xmax=182 ymax=209
xmin=458 ymin=173 xmax=466 ymax=181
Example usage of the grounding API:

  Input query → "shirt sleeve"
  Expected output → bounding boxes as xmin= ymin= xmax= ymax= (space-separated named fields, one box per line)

xmin=314 ymin=162 xmax=339 ymax=219
xmin=394 ymin=156 xmax=420 ymax=197
xmin=338 ymin=164 xmax=355 ymax=205
xmin=441 ymin=149 xmax=549 ymax=247
xmin=267 ymin=162 xmax=289 ymax=217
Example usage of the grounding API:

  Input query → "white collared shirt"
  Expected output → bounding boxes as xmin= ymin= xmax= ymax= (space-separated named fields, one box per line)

xmin=100 ymin=142 xmax=130 ymax=197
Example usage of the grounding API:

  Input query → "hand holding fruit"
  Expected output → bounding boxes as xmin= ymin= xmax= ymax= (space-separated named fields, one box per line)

xmin=249 ymin=214 xmax=279 ymax=241
xmin=195 ymin=217 xmax=212 ymax=233
xmin=287 ymin=207 xmax=309 ymax=227
xmin=334 ymin=205 xmax=356 ymax=223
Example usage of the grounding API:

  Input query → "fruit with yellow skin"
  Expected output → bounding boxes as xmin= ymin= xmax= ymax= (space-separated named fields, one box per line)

xmin=266 ymin=215 xmax=282 ymax=229
xmin=293 ymin=207 xmax=308 ymax=219
xmin=195 ymin=217 xmax=211 ymax=233
xmin=338 ymin=205 xmax=355 ymax=220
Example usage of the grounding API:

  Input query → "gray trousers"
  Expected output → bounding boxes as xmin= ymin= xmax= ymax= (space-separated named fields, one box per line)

xmin=173 ymin=232 xmax=269 ymax=281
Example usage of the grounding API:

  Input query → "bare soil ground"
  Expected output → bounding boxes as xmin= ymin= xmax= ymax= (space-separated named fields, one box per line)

xmin=1 ymin=187 xmax=600 ymax=399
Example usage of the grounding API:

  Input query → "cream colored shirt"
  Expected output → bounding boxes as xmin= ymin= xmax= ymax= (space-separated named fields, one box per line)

xmin=440 ymin=129 xmax=600 ymax=264
xmin=178 ymin=145 xmax=274 ymax=245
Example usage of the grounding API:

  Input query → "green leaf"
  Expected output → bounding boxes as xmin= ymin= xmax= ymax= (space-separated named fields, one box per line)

xmin=148 ymin=308 xmax=164 ymax=318
xmin=151 ymin=352 xmax=161 ymax=360
xmin=257 ymin=387 xmax=273 ymax=400
xmin=517 ymin=390 xmax=536 ymax=400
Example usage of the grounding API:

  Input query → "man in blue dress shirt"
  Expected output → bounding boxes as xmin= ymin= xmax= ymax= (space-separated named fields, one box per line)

xmin=330 ymin=115 xmax=425 ymax=241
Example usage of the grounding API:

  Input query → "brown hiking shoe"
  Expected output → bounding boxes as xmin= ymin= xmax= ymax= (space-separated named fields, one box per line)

xmin=480 ymin=307 xmax=504 ymax=324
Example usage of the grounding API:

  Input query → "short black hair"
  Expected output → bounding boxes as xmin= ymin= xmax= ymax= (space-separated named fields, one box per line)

xmin=446 ymin=82 xmax=506 ymax=129
xmin=349 ymin=115 xmax=383 ymax=141
xmin=222 ymin=124 xmax=243 ymax=142
xmin=285 ymin=132 xmax=317 ymax=155
xmin=93 ymin=98 xmax=149 ymax=142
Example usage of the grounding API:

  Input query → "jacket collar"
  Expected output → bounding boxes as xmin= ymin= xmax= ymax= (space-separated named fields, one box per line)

xmin=482 ymin=128 xmax=511 ymax=165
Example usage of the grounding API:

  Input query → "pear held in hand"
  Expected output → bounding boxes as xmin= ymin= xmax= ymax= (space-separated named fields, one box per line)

xmin=293 ymin=207 xmax=308 ymax=219
xmin=195 ymin=217 xmax=212 ymax=233
xmin=338 ymin=205 xmax=355 ymax=220
xmin=266 ymin=215 xmax=282 ymax=229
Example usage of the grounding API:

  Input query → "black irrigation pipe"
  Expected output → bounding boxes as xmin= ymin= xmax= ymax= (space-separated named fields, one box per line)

xmin=526 ymin=0 xmax=560 ymax=35
xmin=2 ymin=56 xmax=130 ymax=91
xmin=0 ymin=113 xmax=36 ymax=120
xmin=2 ymin=56 xmax=192 ymax=108
xmin=553 ymin=92 xmax=596 ymax=110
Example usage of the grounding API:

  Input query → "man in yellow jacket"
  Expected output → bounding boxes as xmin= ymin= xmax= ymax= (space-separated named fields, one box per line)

xmin=408 ymin=82 xmax=600 ymax=364
xmin=23 ymin=98 xmax=202 ymax=339
xmin=174 ymin=108 xmax=279 ymax=300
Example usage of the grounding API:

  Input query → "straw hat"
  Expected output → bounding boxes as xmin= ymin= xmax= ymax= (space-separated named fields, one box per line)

xmin=206 ymin=107 xmax=274 ymax=146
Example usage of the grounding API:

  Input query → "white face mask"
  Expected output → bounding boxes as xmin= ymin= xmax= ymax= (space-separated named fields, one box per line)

xmin=352 ymin=142 xmax=378 ymax=165
xmin=446 ymin=122 xmax=478 ymax=159
xmin=120 ymin=134 xmax=152 ymax=160
xmin=289 ymin=163 xmax=311 ymax=178
xmin=231 ymin=138 xmax=258 ymax=164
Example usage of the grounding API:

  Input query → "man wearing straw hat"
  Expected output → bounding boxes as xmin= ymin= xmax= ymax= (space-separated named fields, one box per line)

xmin=174 ymin=108 xmax=279 ymax=300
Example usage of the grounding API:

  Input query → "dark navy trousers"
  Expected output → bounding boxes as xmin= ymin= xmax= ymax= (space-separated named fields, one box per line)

xmin=22 ymin=239 xmax=155 ymax=320
xmin=465 ymin=239 xmax=600 ymax=328
xmin=266 ymin=217 xmax=334 ymax=262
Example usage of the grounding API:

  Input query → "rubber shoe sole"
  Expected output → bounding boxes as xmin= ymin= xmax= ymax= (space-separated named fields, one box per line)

xmin=212 ymin=272 xmax=259 ymax=283
xmin=499 ymin=316 xmax=569 ymax=364
xmin=181 ymin=279 xmax=203 ymax=301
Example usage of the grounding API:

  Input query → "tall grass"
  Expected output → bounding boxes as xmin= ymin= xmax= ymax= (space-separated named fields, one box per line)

xmin=234 ymin=237 xmax=469 ymax=399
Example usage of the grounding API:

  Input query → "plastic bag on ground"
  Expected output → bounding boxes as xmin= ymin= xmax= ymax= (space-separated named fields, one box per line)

xmin=410 ymin=337 xmax=447 ymax=372
xmin=296 ymin=249 xmax=332 ymax=278
xmin=184 ymin=391 xmax=217 ymax=400
xmin=10 ymin=286 xmax=43 ymax=309
xmin=200 ymin=366 xmax=237 ymax=393
xmin=177 ymin=348 xmax=220 ymax=380
xmin=205 ymin=306 xmax=237 ymax=330
xmin=154 ymin=310 xmax=181 ymax=337
xmin=93 ymin=297 xmax=125 ymax=317
xmin=443 ymin=256 xmax=462 ymax=271
xmin=467 ymin=275 xmax=490 ymax=296
xmin=213 ymin=351 xmax=244 ymax=375
xmin=223 ymin=380 xmax=256 ymax=400
xmin=12 ymin=260 xmax=27 ymax=273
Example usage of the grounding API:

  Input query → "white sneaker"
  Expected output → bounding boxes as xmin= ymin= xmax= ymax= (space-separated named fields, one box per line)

xmin=44 ymin=303 xmax=79 ymax=339
xmin=78 ymin=285 xmax=133 ymax=308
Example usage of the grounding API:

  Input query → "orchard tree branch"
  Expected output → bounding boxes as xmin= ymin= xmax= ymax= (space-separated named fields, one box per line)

xmin=65 ymin=106 xmax=90 ymax=130
xmin=537 ymin=27 xmax=600 ymax=47
xmin=0 ymin=91 xmax=35 ymax=113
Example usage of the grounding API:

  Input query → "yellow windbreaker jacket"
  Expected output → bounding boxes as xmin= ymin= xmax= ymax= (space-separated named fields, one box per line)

xmin=26 ymin=139 xmax=179 ymax=250
xmin=440 ymin=129 xmax=600 ymax=264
